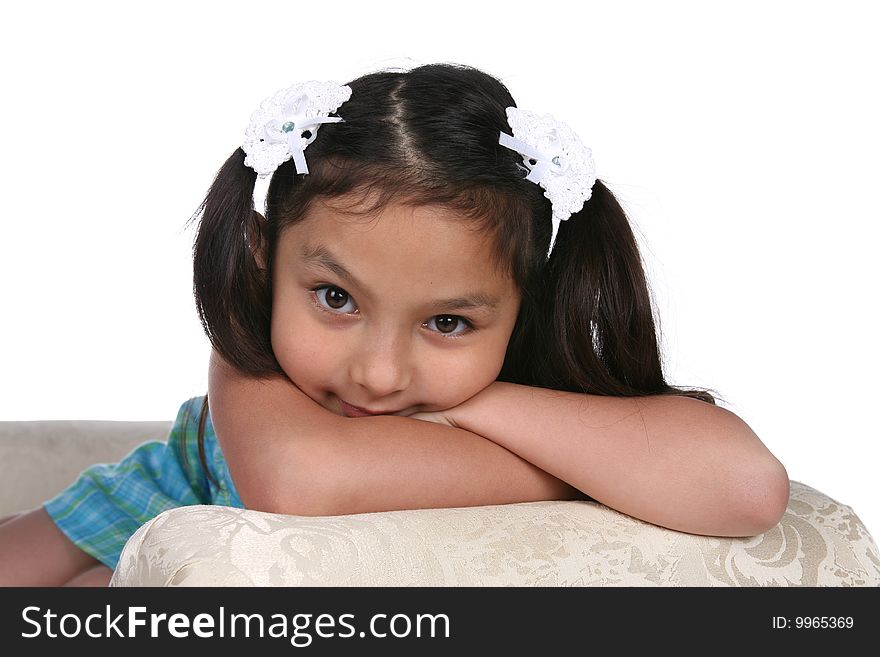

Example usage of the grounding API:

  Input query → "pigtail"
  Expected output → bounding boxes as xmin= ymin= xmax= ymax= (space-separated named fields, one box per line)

xmin=524 ymin=181 xmax=720 ymax=404
xmin=189 ymin=148 xmax=280 ymax=378
xmin=186 ymin=149 xmax=284 ymax=491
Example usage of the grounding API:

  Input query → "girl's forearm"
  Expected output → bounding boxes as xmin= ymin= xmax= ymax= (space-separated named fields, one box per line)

xmin=251 ymin=416 xmax=589 ymax=516
xmin=452 ymin=382 xmax=790 ymax=537
xmin=312 ymin=416 xmax=587 ymax=516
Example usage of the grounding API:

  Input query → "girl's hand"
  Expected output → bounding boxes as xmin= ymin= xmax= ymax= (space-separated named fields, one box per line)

xmin=407 ymin=383 xmax=498 ymax=429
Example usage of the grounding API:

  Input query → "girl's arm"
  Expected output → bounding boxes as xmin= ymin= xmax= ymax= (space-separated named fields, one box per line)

xmin=435 ymin=381 xmax=790 ymax=537
xmin=208 ymin=351 xmax=586 ymax=516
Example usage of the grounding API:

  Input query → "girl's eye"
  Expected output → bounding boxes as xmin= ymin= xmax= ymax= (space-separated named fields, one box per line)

xmin=425 ymin=315 xmax=473 ymax=337
xmin=314 ymin=286 xmax=357 ymax=314
xmin=312 ymin=286 xmax=473 ymax=337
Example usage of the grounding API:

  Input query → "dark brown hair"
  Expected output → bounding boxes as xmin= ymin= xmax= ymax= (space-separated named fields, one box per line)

xmin=185 ymin=62 xmax=722 ymax=488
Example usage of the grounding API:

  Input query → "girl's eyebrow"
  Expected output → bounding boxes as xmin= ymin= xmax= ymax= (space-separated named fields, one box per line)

xmin=300 ymin=244 xmax=501 ymax=312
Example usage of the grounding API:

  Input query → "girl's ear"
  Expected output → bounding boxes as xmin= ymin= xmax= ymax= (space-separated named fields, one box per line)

xmin=247 ymin=211 xmax=269 ymax=270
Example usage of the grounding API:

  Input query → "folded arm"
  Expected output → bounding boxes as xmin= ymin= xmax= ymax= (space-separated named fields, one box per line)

xmin=207 ymin=351 xmax=586 ymax=517
xmin=445 ymin=382 xmax=791 ymax=537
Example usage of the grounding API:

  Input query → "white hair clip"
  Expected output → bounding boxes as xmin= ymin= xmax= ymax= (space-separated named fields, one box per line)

xmin=498 ymin=107 xmax=597 ymax=257
xmin=242 ymin=80 xmax=352 ymax=177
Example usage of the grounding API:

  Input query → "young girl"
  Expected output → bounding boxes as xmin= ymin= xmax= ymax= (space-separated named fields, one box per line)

xmin=0 ymin=62 xmax=789 ymax=587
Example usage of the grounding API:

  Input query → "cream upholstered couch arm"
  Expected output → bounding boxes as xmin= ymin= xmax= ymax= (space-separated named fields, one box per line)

xmin=111 ymin=480 xmax=880 ymax=587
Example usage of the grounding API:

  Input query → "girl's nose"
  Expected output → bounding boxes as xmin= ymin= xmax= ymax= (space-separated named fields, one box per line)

xmin=349 ymin=336 xmax=412 ymax=399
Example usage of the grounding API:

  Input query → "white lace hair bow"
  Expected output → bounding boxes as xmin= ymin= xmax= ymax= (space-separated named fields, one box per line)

xmin=242 ymin=80 xmax=352 ymax=177
xmin=498 ymin=107 xmax=597 ymax=257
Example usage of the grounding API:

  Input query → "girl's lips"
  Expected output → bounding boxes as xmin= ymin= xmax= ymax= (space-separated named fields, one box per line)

xmin=339 ymin=400 xmax=402 ymax=417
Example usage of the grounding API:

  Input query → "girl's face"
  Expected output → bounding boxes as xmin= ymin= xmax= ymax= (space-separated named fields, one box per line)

xmin=270 ymin=197 xmax=521 ymax=417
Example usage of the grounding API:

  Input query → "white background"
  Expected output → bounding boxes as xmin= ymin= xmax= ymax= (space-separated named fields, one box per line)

xmin=1 ymin=1 xmax=877 ymax=539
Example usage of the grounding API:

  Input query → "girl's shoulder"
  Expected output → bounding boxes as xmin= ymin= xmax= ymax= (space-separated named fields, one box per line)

xmin=167 ymin=395 xmax=242 ymax=507
xmin=173 ymin=395 xmax=208 ymax=425
xmin=169 ymin=396 xmax=209 ymax=449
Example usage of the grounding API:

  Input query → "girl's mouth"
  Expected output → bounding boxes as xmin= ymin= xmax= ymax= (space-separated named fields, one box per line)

xmin=339 ymin=399 xmax=403 ymax=417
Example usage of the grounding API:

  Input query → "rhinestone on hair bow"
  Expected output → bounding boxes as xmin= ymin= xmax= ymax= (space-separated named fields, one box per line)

xmin=242 ymin=80 xmax=352 ymax=177
xmin=498 ymin=107 xmax=597 ymax=257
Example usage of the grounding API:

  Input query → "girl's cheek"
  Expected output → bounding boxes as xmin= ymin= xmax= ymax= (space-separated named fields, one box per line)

xmin=277 ymin=325 xmax=329 ymax=368
xmin=271 ymin=311 xmax=337 ymax=385
xmin=422 ymin=351 xmax=499 ymax=409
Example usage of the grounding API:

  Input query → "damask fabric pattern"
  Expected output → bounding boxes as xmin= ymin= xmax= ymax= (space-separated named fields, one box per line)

xmin=111 ymin=480 xmax=880 ymax=587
